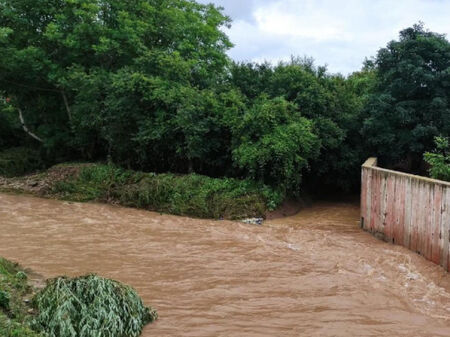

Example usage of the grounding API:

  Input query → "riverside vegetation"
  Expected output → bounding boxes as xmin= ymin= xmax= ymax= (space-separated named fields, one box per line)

xmin=1 ymin=1 xmax=450 ymax=336
xmin=0 ymin=257 xmax=42 ymax=337
xmin=0 ymin=163 xmax=280 ymax=219
xmin=1 ymin=1 xmax=449 ymax=211
xmin=0 ymin=257 xmax=156 ymax=337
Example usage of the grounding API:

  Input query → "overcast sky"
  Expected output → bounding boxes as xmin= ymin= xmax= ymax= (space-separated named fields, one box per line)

xmin=197 ymin=0 xmax=450 ymax=74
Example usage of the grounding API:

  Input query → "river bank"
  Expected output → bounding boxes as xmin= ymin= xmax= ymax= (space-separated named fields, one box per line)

xmin=0 ymin=257 xmax=44 ymax=337
xmin=1 ymin=193 xmax=449 ymax=336
xmin=0 ymin=163 xmax=282 ymax=220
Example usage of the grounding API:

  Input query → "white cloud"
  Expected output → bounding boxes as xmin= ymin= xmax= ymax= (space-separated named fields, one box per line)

xmin=200 ymin=0 xmax=450 ymax=74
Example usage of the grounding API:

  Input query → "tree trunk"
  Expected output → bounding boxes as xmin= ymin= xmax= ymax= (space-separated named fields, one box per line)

xmin=61 ymin=91 xmax=72 ymax=122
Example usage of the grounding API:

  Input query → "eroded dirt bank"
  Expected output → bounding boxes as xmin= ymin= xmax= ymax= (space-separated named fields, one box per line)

xmin=0 ymin=193 xmax=449 ymax=336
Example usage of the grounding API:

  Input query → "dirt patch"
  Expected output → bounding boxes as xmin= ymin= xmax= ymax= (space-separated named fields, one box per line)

xmin=0 ymin=164 xmax=89 ymax=196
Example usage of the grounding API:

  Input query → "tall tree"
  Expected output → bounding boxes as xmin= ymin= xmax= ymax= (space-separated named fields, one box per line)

xmin=363 ymin=23 xmax=450 ymax=170
xmin=0 ymin=0 xmax=232 ymax=162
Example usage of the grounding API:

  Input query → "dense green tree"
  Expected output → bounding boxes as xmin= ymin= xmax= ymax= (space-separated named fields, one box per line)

xmin=0 ymin=0 xmax=232 ymax=162
xmin=230 ymin=62 xmax=274 ymax=100
xmin=103 ymin=71 xmax=242 ymax=173
xmin=230 ymin=58 xmax=368 ymax=191
xmin=4 ymin=1 xmax=449 ymax=199
xmin=0 ymin=95 xmax=21 ymax=150
xmin=363 ymin=23 xmax=450 ymax=170
xmin=231 ymin=96 xmax=319 ymax=193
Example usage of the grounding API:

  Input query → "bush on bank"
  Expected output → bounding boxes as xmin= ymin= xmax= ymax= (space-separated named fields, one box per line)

xmin=0 ymin=257 xmax=157 ymax=337
xmin=0 ymin=258 xmax=43 ymax=337
xmin=32 ymin=274 xmax=157 ymax=337
xmin=52 ymin=164 xmax=282 ymax=219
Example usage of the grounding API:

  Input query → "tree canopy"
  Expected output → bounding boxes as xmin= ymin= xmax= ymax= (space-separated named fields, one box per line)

xmin=363 ymin=23 xmax=450 ymax=170
xmin=1 ymin=1 xmax=450 ymax=196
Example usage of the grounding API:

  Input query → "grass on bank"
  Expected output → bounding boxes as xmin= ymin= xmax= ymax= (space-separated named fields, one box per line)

xmin=0 ymin=258 xmax=42 ymax=337
xmin=51 ymin=164 xmax=282 ymax=219
xmin=0 ymin=146 xmax=283 ymax=219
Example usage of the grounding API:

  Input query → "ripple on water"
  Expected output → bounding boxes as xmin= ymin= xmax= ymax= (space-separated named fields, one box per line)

xmin=0 ymin=194 xmax=449 ymax=337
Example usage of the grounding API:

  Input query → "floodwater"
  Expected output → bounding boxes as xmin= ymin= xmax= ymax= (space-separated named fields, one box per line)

xmin=0 ymin=193 xmax=449 ymax=336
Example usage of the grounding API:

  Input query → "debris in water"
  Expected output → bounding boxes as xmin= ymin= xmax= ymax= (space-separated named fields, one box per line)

xmin=241 ymin=218 xmax=264 ymax=225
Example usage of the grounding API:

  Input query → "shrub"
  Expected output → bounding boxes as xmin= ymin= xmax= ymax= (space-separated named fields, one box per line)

xmin=52 ymin=164 xmax=281 ymax=219
xmin=52 ymin=164 xmax=138 ymax=202
xmin=32 ymin=274 xmax=157 ymax=337
xmin=0 ymin=289 xmax=10 ymax=310
xmin=424 ymin=137 xmax=450 ymax=182
xmin=113 ymin=173 xmax=280 ymax=219
xmin=231 ymin=96 xmax=319 ymax=193
xmin=0 ymin=147 xmax=44 ymax=177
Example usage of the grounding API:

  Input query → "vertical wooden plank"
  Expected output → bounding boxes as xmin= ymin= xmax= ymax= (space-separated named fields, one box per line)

xmin=438 ymin=186 xmax=445 ymax=268
xmin=384 ymin=174 xmax=395 ymax=242
xmin=379 ymin=172 xmax=387 ymax=236
xmin=410 ymin=179 xmax=419 ymax=253
xmin=431 ymin=185 xmax=442 ymax=265
xmin=403 ymin=176 xmax=412 ymax=249
xmin=408 ymin=179 xmax=419 ymax=251
xmin=394 ymin=176 xmax=405 ymax=246
xmin=442 ymin=188 xmax=450 ymax=271
xmin=378 ymin=171 xmax=385 ymax=237
xmin=365 ymin=168 xmax=372 ymax=231
xmin=370 ymin=170 xmax=378 ymax=232
xmin=420 ymin=181 xmax=429 ymax=257
xmin=415 ymin=180 xmax=422 ymax=255
xmin=361 ymin=167 xmax=367 ymax=224
xmin=424 ymin=184 xmax=434 ymax=261
xmin=420 ymin=183 xmax=428 ymax=259
xmin=372 ymin=170 xmax=379 ymax=233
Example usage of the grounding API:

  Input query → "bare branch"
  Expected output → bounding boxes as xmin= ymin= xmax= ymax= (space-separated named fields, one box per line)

xmin=61 ymin=91 xmax=72 ymax=122
xmin=17 ymin=107 xmax=43 ymax=143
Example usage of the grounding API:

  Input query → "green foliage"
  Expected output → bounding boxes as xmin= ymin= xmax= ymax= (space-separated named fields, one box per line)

xmin=231 ymin=96 xmax=319 ymax=193
xmin=230 ymin=58 xmax=369 ymax=192
xmin=52 ymin=164 xmax=280 ymax=219
xmin=113 ymin=172 xmax=281 ymax=219
xmin=0 ymin=94 xmax=22 ymax=151
xmin=0 ymin=147 xmax=44 ymax=177
xmin=0 ymin=0 xmax=232 ymax=163
xmin=0 ymin=258 xmax=43 ymax=337
xmin=52 ymin=164 xmax=139 ymax=202
xmin=424 ymin=137 xmax=450 ymax=182
xmin=2 ymin=0 xmax=449 ymax=199
xmin=0 ymin=258 xmax=29 ymax=317
xmin=0 ymin=315 xmax=43 ymax=337
xmin=32 ymin=274 xmax=156 ymax=337
xmin=363 ymin=23 xmax=450 ymax=169
xmin=0 ymin=289 xmax=9 ymax=310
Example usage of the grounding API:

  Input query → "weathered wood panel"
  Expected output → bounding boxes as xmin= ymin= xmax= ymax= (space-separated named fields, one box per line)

xmin=361 ymin=158 xmax=450 ymax=271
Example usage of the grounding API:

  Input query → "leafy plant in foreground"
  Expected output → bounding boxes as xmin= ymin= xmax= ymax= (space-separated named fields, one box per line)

xmin=32 ymin=274 xmax=157 ymax=337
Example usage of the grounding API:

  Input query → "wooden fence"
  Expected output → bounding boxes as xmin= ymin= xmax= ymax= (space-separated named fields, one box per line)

xmin=361 ymin=158 xmax=450 ymax=271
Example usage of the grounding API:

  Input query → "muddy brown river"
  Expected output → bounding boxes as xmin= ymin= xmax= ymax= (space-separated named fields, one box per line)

xmin=1 ymin=193 xmax=449 ymax=336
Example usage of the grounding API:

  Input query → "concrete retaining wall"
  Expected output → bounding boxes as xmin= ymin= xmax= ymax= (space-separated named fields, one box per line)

xmin=361 ymin=158 xmax=450 ymax=271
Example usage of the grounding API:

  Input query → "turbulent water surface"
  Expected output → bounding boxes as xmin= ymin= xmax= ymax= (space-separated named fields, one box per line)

xmin=0 ymin=193 xmax=449 ymax=336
